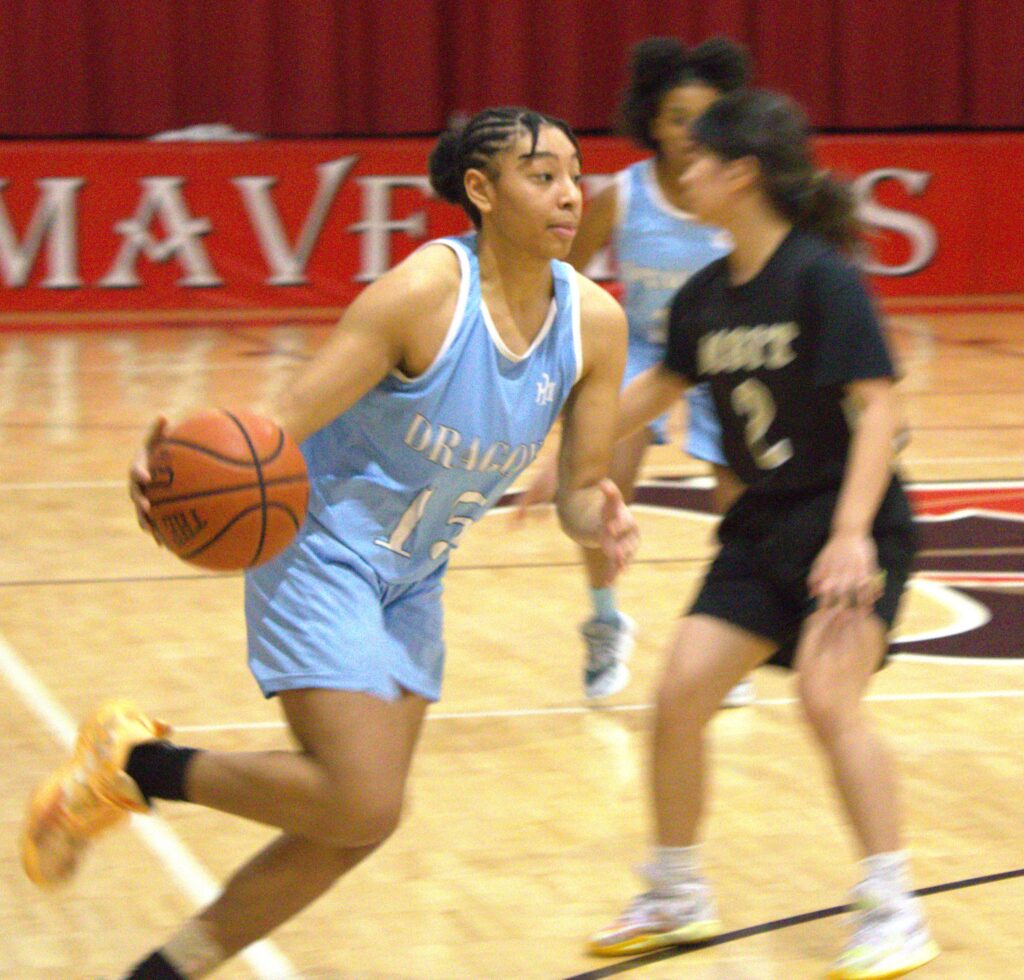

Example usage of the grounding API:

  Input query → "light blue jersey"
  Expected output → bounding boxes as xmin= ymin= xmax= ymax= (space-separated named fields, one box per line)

xmin=614 ymin=159 xmax=730 ymax=460
xmin=296 ymin=234 xmax=581 ymax=585
xmin=245 ymin=234 xmax=584 ymax=701
xmin=615 ymin=159 xmax=730 ymax=348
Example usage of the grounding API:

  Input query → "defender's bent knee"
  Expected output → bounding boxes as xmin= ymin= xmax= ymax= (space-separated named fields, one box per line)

xmin=655 ymin=669 xmax=720 ymax=732
xmin=797 ymin=680 xmax=861 ymax=747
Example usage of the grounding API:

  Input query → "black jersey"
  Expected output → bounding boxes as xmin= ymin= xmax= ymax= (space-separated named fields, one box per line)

xmin=664 ymin=229 xmax=895 ymax=496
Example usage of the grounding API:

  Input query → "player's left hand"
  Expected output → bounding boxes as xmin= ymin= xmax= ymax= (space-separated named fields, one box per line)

xmin=808 ymin=531 xmax=884 ymax=611
xmin=598 ymin=478 xmax=639 ymax=584
xmin=511 ymin=452 xmax=558 ymax=524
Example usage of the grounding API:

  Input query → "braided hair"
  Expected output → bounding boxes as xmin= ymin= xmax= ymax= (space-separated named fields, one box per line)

xmin=429 ymin=106 xmax=580 ymax=227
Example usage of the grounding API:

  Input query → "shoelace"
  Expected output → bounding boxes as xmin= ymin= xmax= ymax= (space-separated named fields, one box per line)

xmin=845 ymin=895 xmax=919 ymax=954
xmin=583 ymin=623 xmax=626 ymax=671
xmin=623 ymin=891 xmax=662 ymax=920
xmin=619 ymin=864 xmax=709 ymax=922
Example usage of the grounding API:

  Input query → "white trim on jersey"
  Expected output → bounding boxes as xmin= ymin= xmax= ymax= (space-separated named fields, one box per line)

xmin=613 ymin=167 xmax=631 ymax=234
xmin=390 ymin=238 xmax=471 ymax=383
xmin=479 ymin=294 xmax=557 ymax=364
xmin=569 ymin=269 xmax=584 ymax=386
xmin=641 ymin=158 xmax=695 ymax=223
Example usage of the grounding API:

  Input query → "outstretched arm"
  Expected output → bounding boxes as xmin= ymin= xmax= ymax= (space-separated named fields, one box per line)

xmin=615 ymin=364 xmax=686 ymax=442
xmin=554 ymin=277 xmax=638 ymax=579
xmin=514 ymin=361 xmax=685 ymax=518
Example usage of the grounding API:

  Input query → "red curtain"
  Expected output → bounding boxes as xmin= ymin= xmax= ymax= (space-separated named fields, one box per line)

xmin=1 ymin=0 xmax=1020 ymax=137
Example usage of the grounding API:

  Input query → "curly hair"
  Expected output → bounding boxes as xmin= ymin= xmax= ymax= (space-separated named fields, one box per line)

xmin=617 ymin=37 xmax=690 ymax=151
xmin=683 ymin=36 xmax=751 ymax=94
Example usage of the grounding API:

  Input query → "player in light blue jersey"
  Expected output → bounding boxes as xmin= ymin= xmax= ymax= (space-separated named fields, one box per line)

xmin=521 ymin=38 xmax=756 ymax=703
xmin=24 ymin=107 xmax=638 ymax=979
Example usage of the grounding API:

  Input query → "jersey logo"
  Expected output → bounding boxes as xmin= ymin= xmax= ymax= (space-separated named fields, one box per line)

xmin=535 ymin=372 xmax=556 ymax=405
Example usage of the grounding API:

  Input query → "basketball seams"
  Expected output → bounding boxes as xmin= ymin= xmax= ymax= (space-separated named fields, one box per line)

xmin=144 ymin=407 xmax=308 ymax=570
xmin=260 ymin=427 xmax=286 ymax=465
xmin=148 ymin=475 xmax=308 ymax=508
xmin=264 ymin=500 xmax=304 ymax=529
xmin=222 ymin=410 xmax=269 ymax=565
xmin=159 ymin=438 xmax=265 ymax=467
xmin=181 ymin=503 xmax=303 ymax=564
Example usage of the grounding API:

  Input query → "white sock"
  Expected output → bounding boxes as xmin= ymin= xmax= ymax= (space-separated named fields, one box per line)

xmin=653 ymin=844 xmax=702 ymax=884
xmin=860 ymin=850 xmax=912 ymax=900
xmin=162 ymin=919 xmax=227 ymax=979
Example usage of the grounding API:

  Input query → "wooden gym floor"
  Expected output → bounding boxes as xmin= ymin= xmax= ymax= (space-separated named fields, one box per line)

xmin=0 ymin=298 xmax=1021 ymax=979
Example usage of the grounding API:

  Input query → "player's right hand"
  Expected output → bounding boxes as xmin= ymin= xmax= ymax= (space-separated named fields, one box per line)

xmin=129 ymin=416 xmax=168 ymax=542
xmin=597 ymin=478 xmax=639 ymax=583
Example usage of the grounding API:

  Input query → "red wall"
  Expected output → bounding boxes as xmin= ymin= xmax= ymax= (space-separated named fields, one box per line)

xmin=1 ymin=133 xmax=1020 ymax=328
xmin=1 ymin=0 xmax=1022 ymax=137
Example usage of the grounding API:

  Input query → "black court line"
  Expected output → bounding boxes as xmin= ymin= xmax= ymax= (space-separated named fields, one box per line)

xmin=8 ymin=534 xmax=1024 ymax=589
xmin=0 ymin=552 xmax=712 ymax=585
xmin=0 ymin=572 xmax=241 ymax=588
xmin=562 ymin=867 xmax=1024 ymax=979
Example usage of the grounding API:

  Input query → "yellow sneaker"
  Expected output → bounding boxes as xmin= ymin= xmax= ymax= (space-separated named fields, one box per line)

xmin=829 ymin=885 xmax=940 ymax=979
xmin=21 ymin=699 xmax=170 ymax=887
xmin=588 ymin=872 xmax=721 ymax=956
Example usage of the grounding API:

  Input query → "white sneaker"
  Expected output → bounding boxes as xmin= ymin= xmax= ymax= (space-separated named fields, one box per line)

xmin=581 ymin=613 xmax=635 ymax=699
xmin=588 ymin=868 xmax=721 ymax=956
xmin=829 ymin=884 xmax=939 ymax=979
xmin=720 ymin=678 xmax=756 ymax=709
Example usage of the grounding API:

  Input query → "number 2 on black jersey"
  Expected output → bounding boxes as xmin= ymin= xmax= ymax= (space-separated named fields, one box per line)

xmin=731 ymin=379 xmax=794 ymax=470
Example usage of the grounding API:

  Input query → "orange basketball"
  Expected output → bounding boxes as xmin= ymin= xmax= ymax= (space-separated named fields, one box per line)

xmin=144 ymin=408 xmax=309 ymax=571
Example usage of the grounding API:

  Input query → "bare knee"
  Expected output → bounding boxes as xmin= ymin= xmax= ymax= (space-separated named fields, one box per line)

xmin=797 ymin=675 xmax=860 ymax=747
xmin=655 ymin=661 xmax=719 ymax=733
xmin=308 ymin=786 xmax=404 ymax=848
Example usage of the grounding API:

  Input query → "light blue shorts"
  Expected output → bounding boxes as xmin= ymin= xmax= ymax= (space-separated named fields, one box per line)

xmin=245 ymin=529 xmax=446 ymax=703
xmin=625 ymin=339 xmax=670 ymax=444
xmin=626 ymin=339 xmax=726 ymax=464
xmin=685 ymin=383 xmax=728 ymax=466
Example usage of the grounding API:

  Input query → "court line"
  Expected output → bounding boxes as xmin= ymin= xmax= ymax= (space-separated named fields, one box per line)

xmin=1 ymin=296 xmax=1021 ymax=329
xmin=0 ymin=558 xmax=1019 ymax=591
xmin=562 ymin=867 xmax=1024 ymax=980
xmin=0 ymin=629 xmax=296 ymax=980
xmin=0 ymin=572 xmax=240 ymax=588
xmin=0 ymin=479 xmax=127 ymax=490
xmin=0 ymin=555 xmax=714 ymax=589
xmin=2 ymin=468 xmax=1023 ymax=496
xmin=172 ymin=688 xmax=1024 ymax=733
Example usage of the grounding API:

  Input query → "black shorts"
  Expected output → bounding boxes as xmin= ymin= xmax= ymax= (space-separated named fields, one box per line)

xmin=688 ymin=479 xmax=918 ymax=669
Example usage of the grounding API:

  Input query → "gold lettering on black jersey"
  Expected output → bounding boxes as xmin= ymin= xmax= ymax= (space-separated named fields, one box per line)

xmin=698 ymin=322 xmax=799 ymax=375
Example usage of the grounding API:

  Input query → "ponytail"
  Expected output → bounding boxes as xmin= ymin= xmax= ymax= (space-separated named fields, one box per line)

xmin=690 ymin=89 xmax=861 ymax=251
xmin=794 ymin=170 xmax=860 ymax=252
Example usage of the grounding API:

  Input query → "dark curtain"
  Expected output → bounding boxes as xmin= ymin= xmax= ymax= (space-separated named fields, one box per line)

xmin=1 ymin=0 xmax=1020 ymax=138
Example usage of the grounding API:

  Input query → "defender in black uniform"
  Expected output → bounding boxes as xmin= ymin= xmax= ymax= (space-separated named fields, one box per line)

xmin=589 ymin=90 xmax=938 ymax=980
